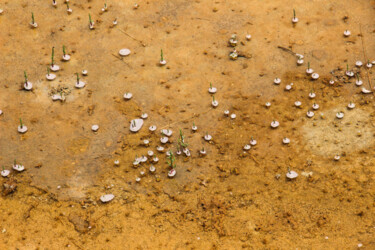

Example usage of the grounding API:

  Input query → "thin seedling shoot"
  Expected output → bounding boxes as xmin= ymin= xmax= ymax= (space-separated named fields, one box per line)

xmin=292 ymin=9 xmax=298 ymax=23
xmin=30 ymin=12 xmax=37 ymax=28
xmin=23 ymin=71 xmax=32 ymax=90
xmin=75 ymin=72 xmax=86 ymax=88
xmin=50 ymin=47 xmax=60 ymax=71
xmin=66 ymin=2 xmax=72 ymax=14
xmin=18 ymin=118 xmax=28 ymax=133
xmin=159 ymin=49 xmax=166 ymax=66
xmin=46 ymin=66 xmax=56 ymax=80
xmin=89 ymin=14 xmax=95 ymax=29
xmin=62 ymin=45 xmax=71 ymax=61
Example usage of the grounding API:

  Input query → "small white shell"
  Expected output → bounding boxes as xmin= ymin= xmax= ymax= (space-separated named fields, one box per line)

xmin=286 ymin=170 xmax=298 ymax=179
xmin=271 ymin=121 xmax=279 ymax=128
xmin=1 ymin=169 xmax=10 ymax=177
xmin=204 ymin=134 xmax=212 ymax=141
xmin=343 ymin=30 xmax=351 ymax=37
xmin=62 ymin=54 xmax=71 ymax=61
xmin=13 ymin=164 xmax=25 ymax=172
xmin=75 ymin=81 xmax=86 ymax=89
xmin=306 ymin=111 xmax=314 ymax=118
xmin=347 ymin=102 xmax=355 ymax=109
xmin=123 ymin=93 xmax=133 ymax=100
xmin=168 ymin=169 xmax=176 ymax=178
xmin=297 ymin=59 xmax=304 ymax=65
xmin=274 ymin=78 xmax=281 ymax=85
xmin=161 ymin=129 xmax=172 ymax=137
xmin=100 ymin=194 xmax=114 ymax=203
xmin=250 ymin=139 xmax=257 ymax=146
xmin=212 ymin=100 xmax=219 ymax=107
xmin=336 ymin=112 xmax=344 ymax=119
xmin=283 ymin=138 xmax=290 ymax=144
xmin=311 ymin=73 xmax=319 ymax=80
xmin=208 ymin=87 xmax=217 ymax=94
xmin=50 ymin=64 xmax=60 ymax=72
xmin=160 ymin=137 xmax=169 ymax=144
xmin=24 ymin=81 xmax=33 ymax=90
xmin=18 ymin=125 xmax=28 ymax=134
xmin=149 ymin=165 xmax=156 ymax=173
xmin=46 ymin=74 xmax=56 ymax=81
xmin=119 ymin=49 xmax=131 ymax=56
xmin=130 ymin=118 xmax=144 ymax=132
xmin=361 ymin=87 xmax=372 ymax=94
xmin=91 ymin=125 xmax=99 ymax=132
xmin=159 ymin=60 xmax=167 ymax=66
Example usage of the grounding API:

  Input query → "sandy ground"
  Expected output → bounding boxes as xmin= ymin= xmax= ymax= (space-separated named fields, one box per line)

xmin=1 ymin=0 xmax=375 ymax=249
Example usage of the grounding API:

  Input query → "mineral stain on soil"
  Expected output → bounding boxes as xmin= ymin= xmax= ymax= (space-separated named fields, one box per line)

xmin=1 ymin=0 xmax=375 ymax=249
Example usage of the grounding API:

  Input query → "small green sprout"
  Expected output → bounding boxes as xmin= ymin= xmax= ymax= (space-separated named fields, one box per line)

xmin=63 ymin=45 xmax=66 ymax=56
xmin=47 ymin=67 xmax=50 ymax=76
xmin=19 ymin=118 xmax=23 ymax=128
xmin=178 ymin=129 xmax=188 ymax=148
xmin=210 ymin=82 xmax=212 ymax=89
xmin=51 ymin=47 xmax=55 ymax=66
xmin=166 ymin=150 xmax=176 ymax=168
xmin=24 ymin=71 xmax=28 ymax=83
xmin=307 ymin=62 xmax=310 ymax=69
xmin=293 ymin=9 xmax=296 ymax=19
xmin=212 ymin=95 xmax=216 ymax=102
xmin=160 ymin=49 xmax=164 ymax=61
xmin=76 ymin=73 xmax=80 ymax=83
xmin=67 ymin=2 xmax=70 ymax=10
xmin=31 ymin=12 xmax=35 ymax=24
xmin=89 ymin=13 xmax=93 ymax=25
